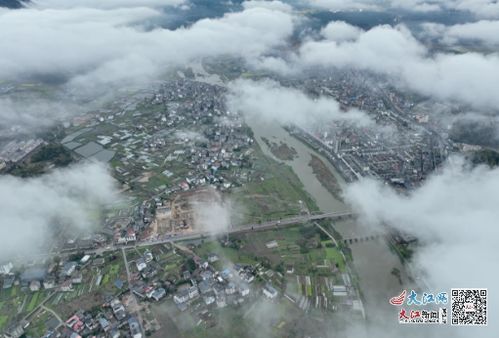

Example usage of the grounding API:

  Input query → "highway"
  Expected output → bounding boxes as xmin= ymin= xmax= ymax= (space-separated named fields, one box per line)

xmin=10 ymin=210 xmax=355 ymax=262
xmin=77 ymin=210 xmax=355 ymax=255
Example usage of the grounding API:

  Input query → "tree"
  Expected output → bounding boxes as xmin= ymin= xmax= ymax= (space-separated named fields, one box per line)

xmin=391 ymin=267 xmax=402 ymax=285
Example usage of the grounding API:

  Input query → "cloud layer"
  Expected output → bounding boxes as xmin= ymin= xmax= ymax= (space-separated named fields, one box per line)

xmin=423 ymin=20 xmax=499 ymax=46
xmin=281 ymin=22 xmax=499 ymax=110
xmin=305 ymin=0 xmax=499 ymax=18
xmin=227 ymin=79 xmax=372 ymax=126
xmin=0 ymin=162 xmax=118 ymax=259
xmin=344 ymin=156 xmax=498 ymax=336
xmin=0 ymin=2 xmax=294 ymax=90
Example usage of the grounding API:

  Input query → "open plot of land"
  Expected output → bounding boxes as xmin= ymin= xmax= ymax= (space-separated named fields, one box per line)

xmin=0 ymin=286 xmax=26 ymax=331
xmin=50 ymin=254 xmax=127 ymax=316
xmin=228 ymin=226 xmax=346 ymax=275
xmin=233 ymin=146 xmax=319 ymax=224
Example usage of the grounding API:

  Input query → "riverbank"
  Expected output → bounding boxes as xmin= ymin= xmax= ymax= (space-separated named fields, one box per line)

xmin=308 ymin=154 xmax=343 ymax=201
xmin=245 ymin=119 xmax=411 ymax=331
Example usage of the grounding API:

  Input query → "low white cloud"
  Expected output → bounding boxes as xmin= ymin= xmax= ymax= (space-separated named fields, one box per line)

xmin=0 ymin=2 xmax=296 ymax=128
xmin=0 ymin=4 xmax=294 ymax=87
xmin=321 ymin=21 xmax=363 ymax=41
xmin=0 ymin=162 xmax=118 ymax=259
xmin=304 ymin=0 xmax=499 ymax=18
xmin=390 ymin=0 xmax=441 ymax=12
xmin=451 ymin=0 xmax=499 ymax=19
xmin=344 ymin=156 xmax=499 ymax=336
xmin=190 ymin=188 xmax=235 ymax=235
xmin=292 ymin=23 xmax=499 ymax=110
xmin=242 ymin=0 xmax=293 ymax=12
xmin=227 ymin=79 xmax=372 ymax=126
xmin=305 ymin=0 xmax=380 ymax=12
xmin=423 ymin=20 xmax=499 ymax=45
xmin=0 ymin=96 xmax=85 ymax=135
xmin=30 ymin=0 xmax=187 ymax=10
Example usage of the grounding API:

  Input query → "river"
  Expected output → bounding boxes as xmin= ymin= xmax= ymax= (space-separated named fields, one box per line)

xmin=246 ymin=120 xmax=412 ymax=332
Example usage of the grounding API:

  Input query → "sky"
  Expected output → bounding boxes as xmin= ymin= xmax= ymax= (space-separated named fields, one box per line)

xmin=0 ymin=0 xmax=498 ymax=336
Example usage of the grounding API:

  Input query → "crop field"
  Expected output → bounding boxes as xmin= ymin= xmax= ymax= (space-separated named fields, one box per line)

xmin=0 ymin=286 xmax=25 ymax=331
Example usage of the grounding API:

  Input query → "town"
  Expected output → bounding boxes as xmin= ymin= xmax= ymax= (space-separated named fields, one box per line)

xmin=0 ymin=66 xmax=492 ymax=338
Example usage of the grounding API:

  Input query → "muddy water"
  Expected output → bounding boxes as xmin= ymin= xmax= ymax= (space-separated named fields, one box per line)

xmin=246 ymin=120 xmax=409 ymax=327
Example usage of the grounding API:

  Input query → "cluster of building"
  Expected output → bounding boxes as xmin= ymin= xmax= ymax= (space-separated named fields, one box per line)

xmin=0 ymin=138 xmax=45 ymax=170
xmin=59 ymin=78 xmax=255 ymax=197
xmin=283 ymin=71 xmax=451 ymax=189
xmin=1 ymin=254 xmax=140 ymax=338
xmin=51 ymin=300 xmax=141 ymax=338
xmin=171 ymin=256 xmax=256 ymax=312
xmin=1 ymin=255 xmax=90 ymax=295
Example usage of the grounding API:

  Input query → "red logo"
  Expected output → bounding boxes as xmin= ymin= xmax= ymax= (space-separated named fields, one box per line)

xmin=389 ymin=290 xmax=407 ymax=306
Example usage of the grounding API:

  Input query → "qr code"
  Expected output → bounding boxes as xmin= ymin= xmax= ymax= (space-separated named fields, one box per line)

xmin=451 ymin=288 xmax=487 ymax=326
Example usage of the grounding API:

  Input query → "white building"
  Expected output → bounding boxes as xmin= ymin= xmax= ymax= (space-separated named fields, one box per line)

xmin=263 ymin=284 xmax=278 ymax=299
xmin=136 ymin=258 xmax=147 ymax=272
xmin=174 ymin=289 xmax=190 ymax=304
xmin=0 ymin=262 xmax=13 ymax=275
xmin=239 ymin=283 xmax=250 ymax=297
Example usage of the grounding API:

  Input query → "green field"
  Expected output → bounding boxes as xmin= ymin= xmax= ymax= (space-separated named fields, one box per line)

xmin=26 ymin=291 xmax=41 ymax=312
xmin=194 ymin=240 xmax=258 ymax=266
xmin=0 ymin=315 xmax=8 ymax=331
xmin=233 ymin=146 xmax=319 ymax=224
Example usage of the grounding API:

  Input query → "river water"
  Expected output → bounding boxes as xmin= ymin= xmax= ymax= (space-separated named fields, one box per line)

xmin=246 ymin=120 xmax=411 ymax=331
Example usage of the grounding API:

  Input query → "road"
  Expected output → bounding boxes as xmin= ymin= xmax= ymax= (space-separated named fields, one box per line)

xmin=81 ymin=210 xmax=355 ymax=255
xmin=314 ymin=221 xmax=366 ymax=319
xmin=12 ymin=211 xmax=355 ymax=262
xmin=41 ymin=305 xmax=64 ymax=329
xmin=122 ymin=248 xmax=145 ymax=336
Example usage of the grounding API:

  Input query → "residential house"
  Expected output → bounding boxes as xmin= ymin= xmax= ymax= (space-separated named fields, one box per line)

xmin=198 ymin=280 xmax=213 ymax=295
xmin=72 ymin=272 xmax=83 ymax=284
xmin=263 ymin=284 xmax=278 ymax=299
xmin=151 ymin=288 xmax=166 ymax=301
xmin=0 ymin=262 xmax=13 ymax=275
xmin=225 ymin=282 xmax=236 ymax=295
xmin=43 ymin=277 xmax=56 ymax=289
xmin=3 ymin=274 xmax=15 ymax=289
xmin=136 ymin=258 xmax=147 ymax=272
xmin=60 ymin=280 xmax=73 ymax=292
xmin=239 ymin=283 xmax=250 ymax=297
xmin=203 ymin=292 xmax=215 ymax=305
xmin=111 ymin=299 xmax=127 ymax=321
xmin=63 ymin=261 xmax=77 ymax=277
xmin=173 ymin=289 xmax=190 ymax=304
xmin=29 ymin=280 xmax=41 ymax=292
xmin=207 ymin=254 xmax=219 ymax=263
xmin=128 ymin=317 xmax=142 ymax=338
xmin=188 ymin=285 xmax=199 ymax=299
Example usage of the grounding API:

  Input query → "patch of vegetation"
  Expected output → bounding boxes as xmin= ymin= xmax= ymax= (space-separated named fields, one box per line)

xmin=308 ymin=154 xmax=342 ymax=200
xmin=233 ymin=145 xmax=319 ymax=224
xmin=6 ymin=143 xmax=73 ymax=177
xmin=26 ymin=291 xmax=41 ymax=312
xmin=261 ymin=137 xmax=297 ymax=161
xmin=470 ymin=149 xmax=499 ymax=167
xmin=31 ymin=143 xmax=73 ymax=166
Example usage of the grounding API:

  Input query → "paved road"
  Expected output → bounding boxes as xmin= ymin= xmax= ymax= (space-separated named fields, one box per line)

xmin=13 ymin=211 xmax=354 ymax=261
xmin=82 ymin=210 xmax=355 ymax=255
